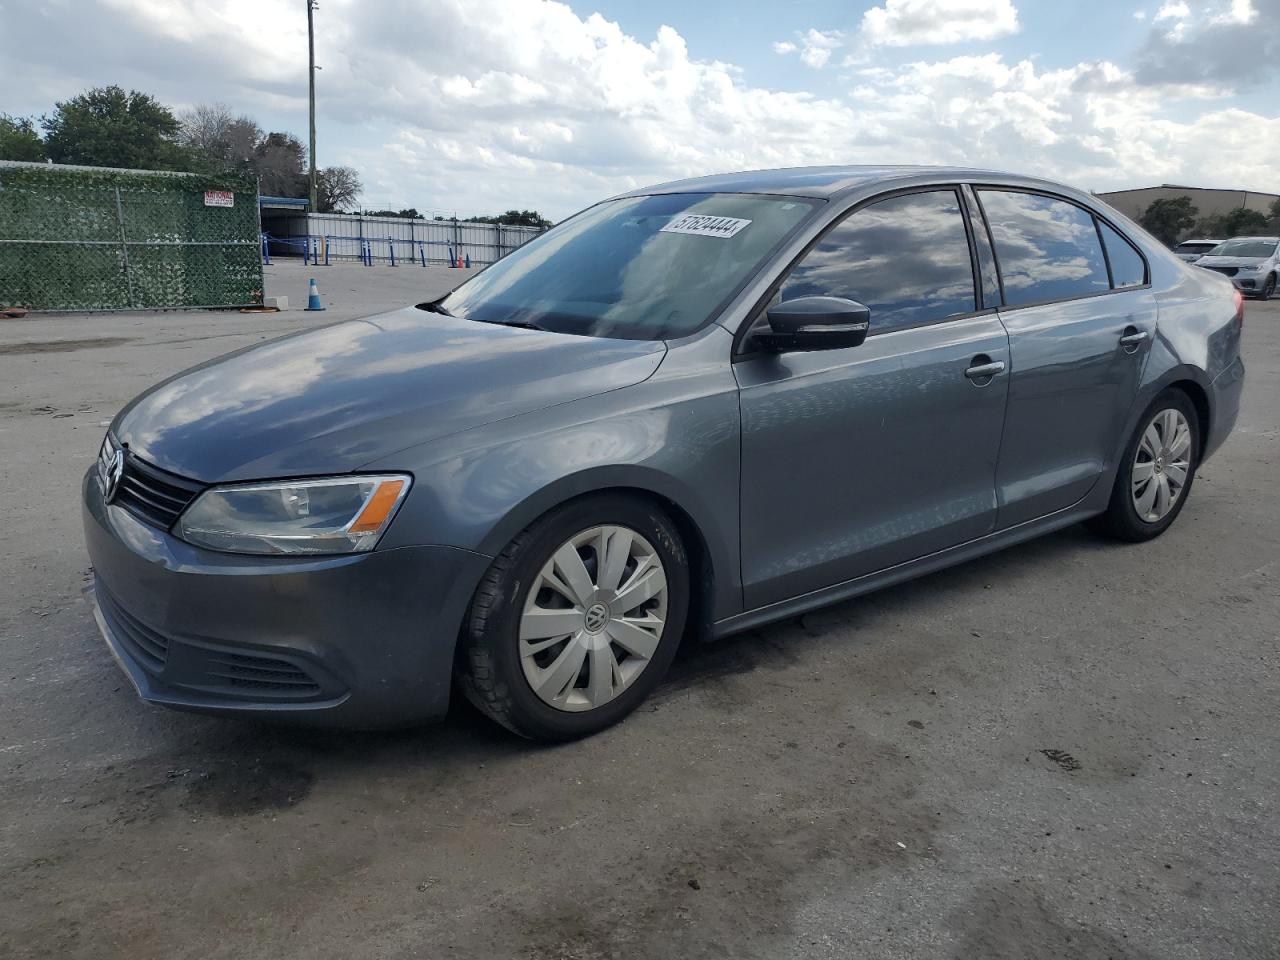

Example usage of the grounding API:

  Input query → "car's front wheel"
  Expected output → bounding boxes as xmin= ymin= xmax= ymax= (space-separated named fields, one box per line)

xmin=1259 ymin=273 xmax=1276 ymax=302
xmin=1090 ymin=389 xmax=1199 ymax=542
xmin=459 ymin=494 xmax=689 ymax=740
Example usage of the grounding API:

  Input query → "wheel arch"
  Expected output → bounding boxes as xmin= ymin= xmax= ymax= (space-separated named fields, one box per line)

xmin=1099 ymin=363 xmax=1212 ymax=496
xmin=1166 ymin=377 xmax=1211 ymax=457
xmin=474 ymin=466 xmax=733 ymax=635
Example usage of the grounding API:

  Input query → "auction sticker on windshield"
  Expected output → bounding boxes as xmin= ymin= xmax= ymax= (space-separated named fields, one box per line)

xmin=660 ymin=214 xmax=752 ymax=238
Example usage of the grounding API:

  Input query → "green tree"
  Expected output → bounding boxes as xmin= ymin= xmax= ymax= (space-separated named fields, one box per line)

xmin=1139 ymin=196 xmax=1198 ymax=246
xmin=42 ymin=86 xmax=190 ymax=170
xmin=1221 ymin=206 xmax=1269 ymax=236
xmin=0 ymin=114 xmax=45 ymax=161
xmin=363 ymin=208 xmax=425 ymax=219
xmin=1194 ymin=214 xmax=1227 ymax=237
xmin=1271 ymin=197 xmax=1280 ymax=220
xmin=473 ymin=209 xmax=553 ymax=228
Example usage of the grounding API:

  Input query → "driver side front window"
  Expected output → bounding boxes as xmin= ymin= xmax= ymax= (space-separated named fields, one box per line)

xmin=779 ymin=189 xmax=978 ymax=334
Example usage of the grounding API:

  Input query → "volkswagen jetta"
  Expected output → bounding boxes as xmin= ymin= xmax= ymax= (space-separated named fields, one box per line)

xmin=83 ymin=166 xmax=1245 ymax=740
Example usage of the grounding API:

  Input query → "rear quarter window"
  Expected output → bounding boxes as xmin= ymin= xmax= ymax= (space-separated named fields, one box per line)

xmin=1098 ymin=221 xmax=1147 ymax=289
xmin=978 ymin=190 xmax=1110 ymax=307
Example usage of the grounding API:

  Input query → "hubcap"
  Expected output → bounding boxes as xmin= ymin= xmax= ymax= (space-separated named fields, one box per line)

xmin=519 ymin=525 xmax=668 ymax=712
xmin=1131 ymin=407 xmax=1192 ymax=523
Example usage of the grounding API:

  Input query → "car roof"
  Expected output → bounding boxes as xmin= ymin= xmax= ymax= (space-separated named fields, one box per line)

xmin=1221 ymin=236 xmax=1279 ymax=243
xmin=1178 ymin=239 xmax=1223 ymax=244
xmin=611 ymin=164 xmax=1057 ymax=201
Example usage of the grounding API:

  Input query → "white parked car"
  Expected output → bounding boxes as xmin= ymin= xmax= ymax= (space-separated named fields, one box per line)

xmin=1172 ymin=238 xmax=1223 ymax=264
xmin=1196 ymin=236 xmax=1279 ymax=300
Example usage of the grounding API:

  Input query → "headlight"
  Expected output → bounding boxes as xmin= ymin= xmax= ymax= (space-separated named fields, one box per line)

xmin=174 ymin=475 xmax=411 ymax=555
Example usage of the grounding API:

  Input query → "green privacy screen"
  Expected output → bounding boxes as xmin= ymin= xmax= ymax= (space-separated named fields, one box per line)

xmin=0 ymin=161 xmax=263 ymax=311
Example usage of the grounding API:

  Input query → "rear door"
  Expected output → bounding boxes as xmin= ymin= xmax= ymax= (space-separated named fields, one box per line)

xmin=734 ymin=188 xmax=1010 ymax=609
xmin=974 ymin=188 xmax=1157 ymax=528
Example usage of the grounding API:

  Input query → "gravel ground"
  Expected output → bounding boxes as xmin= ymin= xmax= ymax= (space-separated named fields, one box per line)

xmin=2 ymin=261 xmax=1277 ymax=960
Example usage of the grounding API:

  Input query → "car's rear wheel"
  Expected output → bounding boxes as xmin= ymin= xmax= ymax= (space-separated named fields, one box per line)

xmin=1260 ymin=273 xmax=1276 ymax=301
xmin=1090 ymin=389 xmax=1199 ymax=542
xmin=458 ymin=494 xmax=689 ymax=740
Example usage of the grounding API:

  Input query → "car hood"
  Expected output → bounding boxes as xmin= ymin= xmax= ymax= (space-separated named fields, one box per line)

xmin=1196 ymin=256 xmax=1269 ymax=268
xmin=114 ymin=307 xmax=666 ymax=482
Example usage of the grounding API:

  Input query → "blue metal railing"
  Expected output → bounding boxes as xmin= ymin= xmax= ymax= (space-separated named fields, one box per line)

xmin=261 ymin=233 xmax=475 ymax=268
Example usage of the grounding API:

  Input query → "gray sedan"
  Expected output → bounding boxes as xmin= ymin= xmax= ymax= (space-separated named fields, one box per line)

xmin=83 ymin=166 xmax=1245 ymax=740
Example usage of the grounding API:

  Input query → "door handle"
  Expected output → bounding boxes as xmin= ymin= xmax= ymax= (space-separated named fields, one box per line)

xmin=964 ymin=357 xmax=1006 ymax=382
xmin=1119 ymin=327 xmax=1149 ymax=353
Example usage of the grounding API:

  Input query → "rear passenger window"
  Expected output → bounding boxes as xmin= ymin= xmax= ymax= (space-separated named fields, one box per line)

xmin=978 ymin=190 xmax=1110 ymax=306
xmin=781 ymin=190 xmax=976 ymax=333
xmin=1098 ymin=221 xmax=1146 ymax=288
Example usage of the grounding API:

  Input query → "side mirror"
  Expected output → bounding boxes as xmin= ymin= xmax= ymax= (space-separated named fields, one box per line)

xmin=755 ymin=296 xmax=871 ymax=353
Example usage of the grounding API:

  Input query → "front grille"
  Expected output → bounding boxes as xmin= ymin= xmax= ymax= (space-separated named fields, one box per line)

xmin=203 ymin=652 xmax=322 ymax=697
xmin=109 ymin=450 xmax=204 ymax=530
xmin=98 ymin=587 xmax=168 ymax=674
xmin=1204 ymin=266 xmax=1239 ymax=278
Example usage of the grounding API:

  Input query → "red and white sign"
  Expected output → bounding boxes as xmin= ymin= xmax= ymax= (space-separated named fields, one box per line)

xmin=203 ymin=190 xmax=234 ymax=208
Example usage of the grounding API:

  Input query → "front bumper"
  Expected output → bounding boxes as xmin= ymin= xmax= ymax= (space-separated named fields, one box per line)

xmin=1197 ymin=265 xmax=1270 ymax=293
xmin=82 ymin=467 xmax=491 ymax=728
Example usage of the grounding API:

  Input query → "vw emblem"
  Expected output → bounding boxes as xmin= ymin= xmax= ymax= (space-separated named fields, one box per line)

xmin=103 ymin=448 xmax=125 ymax=504
xmin=583 ymin=603 xmax=609 ymax=634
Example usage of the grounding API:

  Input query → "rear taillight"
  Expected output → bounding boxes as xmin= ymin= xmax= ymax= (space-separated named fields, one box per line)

xmin=1233 ymin=290 xmax=1245 ymax=331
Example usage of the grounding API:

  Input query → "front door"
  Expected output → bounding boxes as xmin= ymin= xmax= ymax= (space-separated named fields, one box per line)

xmin=735 ymin=188 xmax=1010 ymax=610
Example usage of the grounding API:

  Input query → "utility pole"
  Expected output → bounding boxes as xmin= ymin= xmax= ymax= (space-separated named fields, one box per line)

xmin=307 ymin=0 xmax=318 ymax=212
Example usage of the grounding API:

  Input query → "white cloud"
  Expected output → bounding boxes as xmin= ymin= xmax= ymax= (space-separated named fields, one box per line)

xmin=860 ymin=0 xmax=1020 ymax=46
xmin=847 ymin=52 xmax=1280 ymax=192
xmin=772 ymin=28 xmax=844 ymax=69
xmin=4 ymin=0 xmax=1278 ymax=219
xmin=1137 ymin=0 xmax=1278 ymax=85
xmin=1133 ymin=10 xmax=1148 ymax=19
xmin=1154 ymin=1 xmax=1190 ymax=20
xmin=799 ymin=28 xmax=844 ymax=68
xmin=1209 ymin=0 xmax=1257 ymax=24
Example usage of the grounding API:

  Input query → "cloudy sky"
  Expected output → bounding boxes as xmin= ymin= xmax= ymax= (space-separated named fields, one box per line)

xmin=3 ymin=0 xmax=1278 ymax=219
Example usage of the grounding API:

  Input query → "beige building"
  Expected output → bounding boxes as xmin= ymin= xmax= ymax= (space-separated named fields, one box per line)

xmin=1097 ymin=184 xmax=1279 ymax=225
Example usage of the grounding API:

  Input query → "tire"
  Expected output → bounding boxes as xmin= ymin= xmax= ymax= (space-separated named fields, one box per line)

xmin=1089 ymin=389 xmax=1200 ymax=543
xmin=1259 ymin=273 xmax=1276 ymax=302
xmin=458 ymin=493 xmax=689 ymax=741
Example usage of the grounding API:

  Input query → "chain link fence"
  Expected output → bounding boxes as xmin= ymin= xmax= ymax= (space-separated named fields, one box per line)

xmin=0 ymin=161 xmax=263 ymax=312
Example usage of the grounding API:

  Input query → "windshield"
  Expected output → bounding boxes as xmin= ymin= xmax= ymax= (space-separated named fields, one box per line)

xmin=1207 ymin=238 xmax=1278 ymax=258
xmin=1175 ymin=242 xmax=1217 ymax=253
xmin=436 ymin=193 xmax=819 ymax=340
